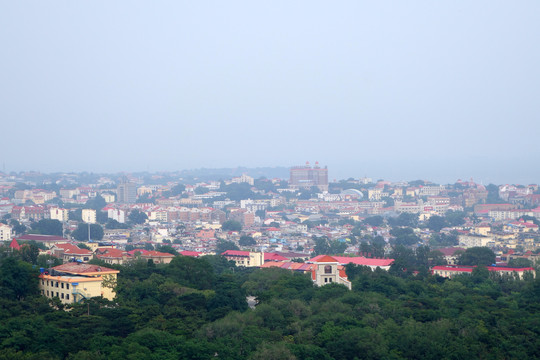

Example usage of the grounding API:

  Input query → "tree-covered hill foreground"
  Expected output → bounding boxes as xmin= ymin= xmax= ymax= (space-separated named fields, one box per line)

xmin=1 ymin=254 xmax=540 ymax=360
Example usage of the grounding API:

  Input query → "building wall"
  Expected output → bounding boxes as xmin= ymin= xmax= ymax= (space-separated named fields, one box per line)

xmin=82 ymin=209 xmax=97 ymax=224
xmin=0 ymin=224 xmax=12 ymax=241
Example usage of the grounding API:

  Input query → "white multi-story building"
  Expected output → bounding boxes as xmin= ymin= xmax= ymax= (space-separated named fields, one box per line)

xmin=82 ymin=209 xmax=97 ymax=224
xmin=50 ymin=207 xmax=69 ymax=222
xmin=0 ymin=224 xmax=12 ymax=241
xmin=108 ymin=208 xmax=126 ymax=223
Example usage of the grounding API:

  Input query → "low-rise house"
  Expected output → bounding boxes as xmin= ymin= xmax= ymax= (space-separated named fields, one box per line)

xmin=50 ymin=243 xmax=93 ymax=263
xmin=140 ymin=250 xmax=175 ymax=264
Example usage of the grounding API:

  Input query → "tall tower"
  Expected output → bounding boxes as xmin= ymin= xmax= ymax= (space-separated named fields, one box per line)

xmin=117 ymin=177 xmax=137 ymax=204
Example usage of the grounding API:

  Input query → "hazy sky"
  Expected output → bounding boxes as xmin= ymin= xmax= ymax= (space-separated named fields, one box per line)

xmin=1 ymin=1 xmax=539 ymax=184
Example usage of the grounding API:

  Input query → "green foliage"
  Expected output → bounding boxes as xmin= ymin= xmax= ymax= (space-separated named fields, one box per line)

xmin=10 ymin=220 xmax=26 ymax=235
xmin=445 ymin=210 xmax=466 ymax=226
xmin=216 ymin=240 xmax=240 ymax=254
xmin=155 ymin=245 xmax=178 ymax=256
xmin=239 ymin=235 xmax=256 ymax=246
xmin=364 ymin=216 xmax=384 ymax=227
xmin=128 ymin=209 xmax=148 ymax=224
xmin=389 ymin=227 xmax=420 ymax=246
xmin=508 ymin=258 xmax=533 ymax=268
xmin=426 ymin=215 xmax=447 ymax=232
xmin=105 ymin=219 xmax=130 ymax=229
xmin=429 ymin=232 xmax=458 ymax=247
xmin=0 ymin=257 xmax=39 ymax=300
xmin=71 ymin=224 xmax=104 ymax=241
xmin=29 ymin=219 xmax=63 ymax=236
xmin=486 ymin=183 xmax=505 ymax=203
xmin=84 ymin=195 xmax=106 ymax=211
xmin=222 ymin=220 xmax=242 ymax=232
xmin=312 ymin=236 xmax=347 ymax=256
xmin=388 ymin=213 xmax=418 ymax=228
xmin=458 ymin=247 xmax=496 ymax=266
xmin=4 ymin=237 xmax=540 ymax=359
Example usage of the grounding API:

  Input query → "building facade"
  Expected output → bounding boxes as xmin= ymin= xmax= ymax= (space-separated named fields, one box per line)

xmin=290 ymin=161 xmax=328 ymax=191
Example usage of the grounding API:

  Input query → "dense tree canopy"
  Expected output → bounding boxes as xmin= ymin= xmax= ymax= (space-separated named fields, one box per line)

xmin=30 ymin=219 xmax=63 ymax=236
xmin=2 ymin=243 xmax=540 ymax=359
xmin=221 ymin=220 xmax=242 ymax=232
xmin=71 ymin=223 xmax=104 ymax=241
xmin=458 ymin=247 xmax=496 ymax=266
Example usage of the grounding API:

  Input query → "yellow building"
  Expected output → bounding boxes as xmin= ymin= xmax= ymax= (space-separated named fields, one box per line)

xmin=221 ymin=250 xmax=264 ymax=267
xmin=39 ymin=263 xmax=119 ymax=304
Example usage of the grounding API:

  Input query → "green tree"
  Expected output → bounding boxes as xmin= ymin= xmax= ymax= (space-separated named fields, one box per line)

xmin=155 ymin=245 xmax=178 ymax=256
xmin=10 ymin=220 xmax=26 ymax=234
xmin=445 ymin=210 xmax=466 ymax=226
xmin=85 ymin=195 xmax=107 ymax=211
xmin=508 ymin=258 xmax=533 ymax=268
xmin=19 ymin=244 xmax=39 ymax=264
xmin=239 ymin=235 xmax=256 ymax=246
xmin=105 ymin=219 xmax=130 ymax=229
xmin=222 ymin=220 xmax=242 ymax=232
xmin=71 ymin=224 xmax=104 ymax=241
xmin=128 ymin=210 xmax=148 ymax=224
xmin=458 ymin=247 xmax=496 ymax=266
xmin=364 ymin=216 xmax=384 ymax=227
xmin=426 ymin=215 xmax=447 ymax=232
xmin=390 ymin=227 xmax=420 ymax=246
xmin=30 ymin=219 xmax=63 ymax=236
xmin=388 ymin=213 xmax=418 ymax=228
xmin=0 ymin=257 xmax=39 ymax=300
xmin=216 ymin=240 xmax=240 ymax=254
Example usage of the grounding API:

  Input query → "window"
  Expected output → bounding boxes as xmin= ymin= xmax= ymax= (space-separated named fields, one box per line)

xmin=66 ymin=284 xmax=70 ymax=290
xmin=42 ymin=280 xmax=44 ymax=285
xmin=324 ymin=278 xmax=328 ymax=283
xmin=329 ymin=278 xmax=333 ymax=283
xmin=324 ymin=265 xmax=332 ymax=274
xmin=56 ymin=292 xmax=59 ymax=297
xmin=55 ymin=282 xmax=59 ymax=288
xmin=47 ymin=290 xmax=49 ymax=296
xmin=47 ymin=280 xmax=49 ymax=286
xmin=61 ymin=293 xmax=64 ymax=299
xmin=61 ymin=283 xmax=64 ymax=289
xmin=66 ymin=294 xmax=69 ymax=300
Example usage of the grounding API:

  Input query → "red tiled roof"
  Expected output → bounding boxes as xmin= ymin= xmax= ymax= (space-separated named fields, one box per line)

xmin=9 ymin=238 xmax=20 ymax=250
xmin=180 ymin=250 xmax=201 ymax=257
xmin=51 ymin=263 xmax=119 ymax=275
xmin=264 ymin=252 xmax=289 ymax=261
xmin=222 ymin=250 xmax=250 ymax=257
xmin=53 ymin=243 xmax=92 ymax=255
xmin=310 ymin=255 xmax=394 ymax=267
xmin=312 ymin=255 xmax=338 ymax=263
xmin=16 ymin=234 xmax=67 ymax=242
xmin=141 ymin=251 xmax=175 ymax=257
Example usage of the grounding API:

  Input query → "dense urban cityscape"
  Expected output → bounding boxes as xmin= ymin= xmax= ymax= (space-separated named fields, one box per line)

xmin=1 ymin=164 xmax=540 ymax=358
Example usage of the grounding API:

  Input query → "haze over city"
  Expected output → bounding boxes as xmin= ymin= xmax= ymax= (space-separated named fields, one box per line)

xmin=1 ymin=1 xmax=539 ymax=184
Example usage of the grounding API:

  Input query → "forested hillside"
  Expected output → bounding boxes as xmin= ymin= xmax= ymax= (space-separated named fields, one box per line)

xmin=1 ymin=253 xmax=540 ymax=359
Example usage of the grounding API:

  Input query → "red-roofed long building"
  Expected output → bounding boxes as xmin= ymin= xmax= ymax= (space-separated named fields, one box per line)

xmin=309 ymin=255 xmax=394 ymax=271
xmin=432 ymin=265 xmax=535 ymax=279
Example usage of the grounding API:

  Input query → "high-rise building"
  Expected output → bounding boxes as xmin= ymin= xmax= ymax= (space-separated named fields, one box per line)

xmin=117 ymin=178 xmax=137 ymax=204
xmin=290 ymin=161 xmax=328 ymax=191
